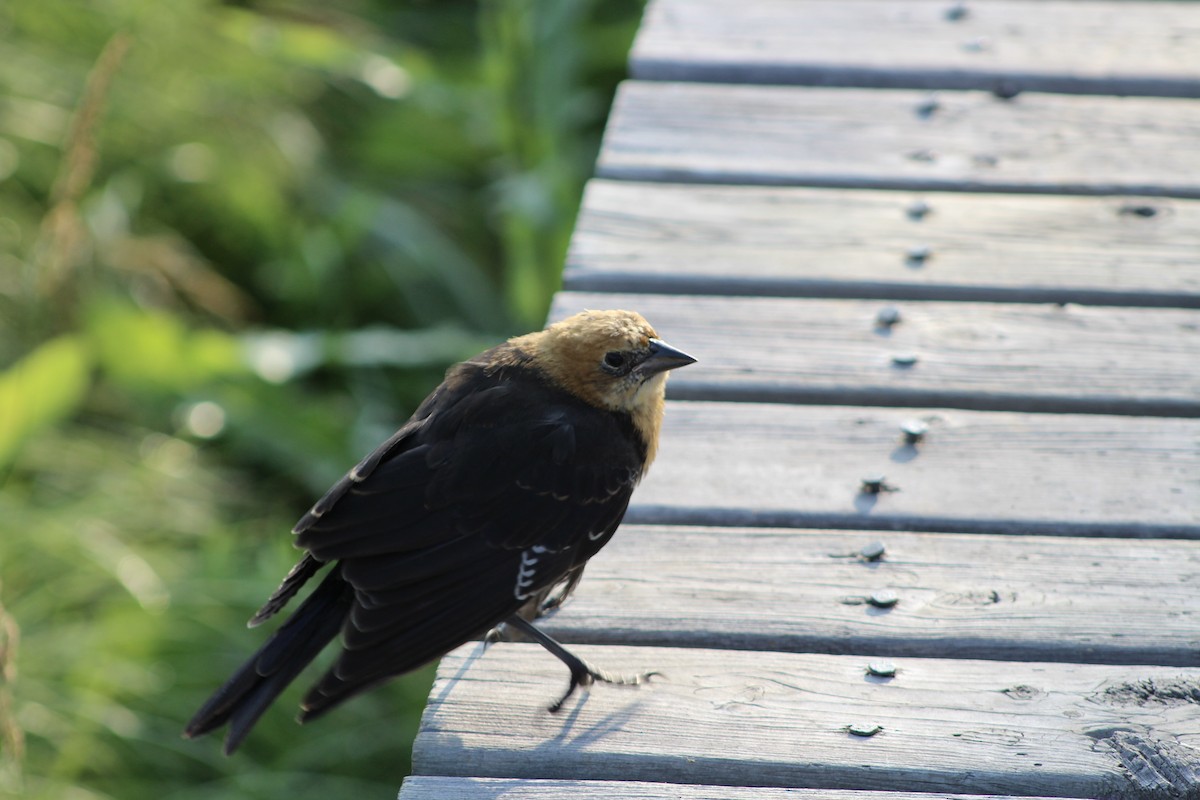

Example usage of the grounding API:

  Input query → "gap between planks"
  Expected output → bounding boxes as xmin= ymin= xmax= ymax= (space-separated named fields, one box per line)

xmin=413 ymin=644 xmax=1200 ymax=798
xmin=631 ymin=0 xmax=1200 ymax=97
xmin=565 ymin=181 xmax=1200 ymax=308
xmin=598 ymin=83 xmax=1200 ymax=198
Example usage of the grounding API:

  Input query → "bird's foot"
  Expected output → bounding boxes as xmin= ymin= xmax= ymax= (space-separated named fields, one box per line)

xmin=501 ymin=614 xmax=659 ymax=713
xmin=548 ymin=660 xmax=661 ymax=713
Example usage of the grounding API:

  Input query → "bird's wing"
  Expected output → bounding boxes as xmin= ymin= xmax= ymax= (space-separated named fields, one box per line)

xmin=293 ymin=379 xmax=640 ymax=560
xmin=247 ymin=414 xmax=430 ymax=627
xmin=291 ymin=416 xmax=430 ymax=538
xmin=288 ymin=376 xmax=642 ymax=713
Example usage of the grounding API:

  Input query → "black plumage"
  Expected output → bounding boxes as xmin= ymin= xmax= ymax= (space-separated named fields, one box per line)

xmin=184 ymin=310 xmax=694 ymax=754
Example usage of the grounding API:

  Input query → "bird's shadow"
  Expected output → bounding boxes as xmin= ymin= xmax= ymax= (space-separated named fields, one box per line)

xmin=428 ymin=638 xmax=491 ymax=710
xmin=431 ymin=638 xmax=652 ymax=752
xmin=540 ymin=694 xmax=646 ymax=751
xmin=853 ymin=492 xmax=877 ymax=515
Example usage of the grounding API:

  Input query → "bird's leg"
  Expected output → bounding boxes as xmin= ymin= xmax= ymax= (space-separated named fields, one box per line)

xmin=505 ymin=615 xmax=659 ymax=713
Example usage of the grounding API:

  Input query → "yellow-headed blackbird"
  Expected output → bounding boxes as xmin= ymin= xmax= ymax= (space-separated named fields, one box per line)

xmin=184 ymin=310 xmax=695 ymax=753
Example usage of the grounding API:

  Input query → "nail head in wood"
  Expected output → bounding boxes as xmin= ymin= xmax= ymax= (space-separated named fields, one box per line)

xmin=906 ymin=245 xmax=932 ymax=265
xmin=867 ymin=661 xmax=897 ymax=678
xmin=993 ymin=80 xmax=1021 ymax=100
xmin=860 ymin=474 xmax=889 ymax=494
xmin=869 ymin=590 xmax=900 ymax=608
xmin=1119 ymin=204 xmax=1159 ymax=218
xmin=900 ymin=420 xmax=929 ymax=443
xmin=874 ymin=306 xmax=902 ymax=329
xmin=916 ymin=96 xmax=941 ymax=119
xmin=847 ymin=722 xmax=884 ymax=737
xmin=859 ymin=540 xmax=887 ymax=561
xmin=944 ymin=3 xmax=969 ymax=22
xmin=905 ymin=200 xmax=931 ymax=220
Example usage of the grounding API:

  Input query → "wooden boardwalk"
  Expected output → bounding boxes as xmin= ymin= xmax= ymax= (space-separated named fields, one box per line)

xmin=400 ymin=2 xmax=1200 ymax=798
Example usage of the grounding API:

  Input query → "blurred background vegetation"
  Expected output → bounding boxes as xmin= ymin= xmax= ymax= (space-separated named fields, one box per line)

xmin=0 ymin=0 xmax=643 ymax=796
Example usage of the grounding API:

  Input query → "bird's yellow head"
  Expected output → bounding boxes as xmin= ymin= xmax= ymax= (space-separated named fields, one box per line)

xmin=513 ymin=310 xmax=695 ymax=466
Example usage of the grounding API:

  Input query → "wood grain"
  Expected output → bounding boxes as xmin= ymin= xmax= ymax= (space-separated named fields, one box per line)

xmin=598 ymin=82 xmax=1200 ymax=198
xmin=565 ymin=180 xmax=1200 ymax=307
xmin=629 ymin=402 xmax=1200 ymax=538
xmin=413 ymin=644 xmax=1200 ymax=797
xmin=538 ymin=525 xmax=1200 ymax=666
xmin=550 ymin=292 xmax=1200 ymax=416
xmin=399 ymin=776 xmax=1060 ymax=800
xmin=632 ymin=0 xmax=1200 ymax=97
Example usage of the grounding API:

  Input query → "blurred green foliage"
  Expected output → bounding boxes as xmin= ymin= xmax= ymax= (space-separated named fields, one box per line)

xmin=0 ymin=0 xmax=643 ymax=796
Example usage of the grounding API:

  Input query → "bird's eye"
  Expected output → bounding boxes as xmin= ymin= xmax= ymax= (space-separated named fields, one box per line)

xmin=603 ymin=351 xmax=627 ymax=369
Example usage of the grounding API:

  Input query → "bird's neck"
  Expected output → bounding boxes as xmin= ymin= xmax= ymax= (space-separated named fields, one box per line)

xmin=628 ymin=373 xmax=667 ymax=473
xmin=496 ymin=334 xmax=667 ymax=473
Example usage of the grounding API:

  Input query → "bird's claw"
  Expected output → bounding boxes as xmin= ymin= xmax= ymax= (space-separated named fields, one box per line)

xmin=547 ymin=662 xmax=661 ymax=713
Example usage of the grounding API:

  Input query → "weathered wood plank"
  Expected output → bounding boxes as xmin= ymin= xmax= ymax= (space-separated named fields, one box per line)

xmin=399 ymin=776 xmax=1059 ymax=800
xmin=550 ymin=292 xmax=1200 ymax=416
xmin=632 ymin=0 xmax=1200 ymax=97
xmin=630 ymin=403 xmax=1200 ymax=538
xmin=565 ymin=181 xmax=1200 ymax=308
xmin=598 ymin=82 xmax=1200 ymax=197
xmin=539 ymin=525 xmax=1200 ymax=666
xmin=415 ymin=644 xmax=1200 ymax=798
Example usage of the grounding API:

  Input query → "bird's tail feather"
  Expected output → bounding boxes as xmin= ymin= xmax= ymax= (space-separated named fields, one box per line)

xmin=247 ymin=553 xmax=324 ymax=628
xmin=184 ymin=566 xmax=351 ymax=754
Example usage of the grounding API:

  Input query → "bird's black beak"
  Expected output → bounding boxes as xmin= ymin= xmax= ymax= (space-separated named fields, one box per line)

xmin=640 ymin=338 xmax=697 ymax=377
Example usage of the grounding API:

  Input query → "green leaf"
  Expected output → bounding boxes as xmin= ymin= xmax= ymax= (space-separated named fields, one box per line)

xmin=85 ymin=299 xmax=247 ymax=393
xmin=0 ymin=335 xmax=91 ymax=467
